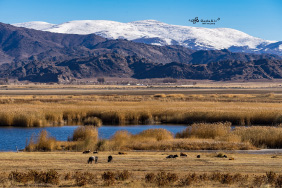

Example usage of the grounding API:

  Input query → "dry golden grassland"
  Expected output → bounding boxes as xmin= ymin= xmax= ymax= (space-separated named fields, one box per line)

xmin=1 ymin=91 xmax=282 ymax=127
xmin=1 ymin=151 xmax=282 ymax=187
xmin=3 ymin=86 xmax=282 ymax=187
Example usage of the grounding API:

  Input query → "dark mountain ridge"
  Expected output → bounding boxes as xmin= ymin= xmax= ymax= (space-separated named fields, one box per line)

xmin=1 ymin=22 xmax=282 ymax=82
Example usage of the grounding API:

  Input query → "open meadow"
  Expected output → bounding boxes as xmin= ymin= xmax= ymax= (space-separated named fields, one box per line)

xmin=1 ymin=151 xmax=282 ymax=187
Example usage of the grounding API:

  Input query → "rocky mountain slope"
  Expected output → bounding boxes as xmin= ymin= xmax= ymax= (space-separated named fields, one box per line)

xmin=1 ymin=22 xmax=282 ymax=82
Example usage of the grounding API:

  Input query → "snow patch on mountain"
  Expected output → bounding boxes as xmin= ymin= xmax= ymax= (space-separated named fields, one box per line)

xmin=13 ymin=20 xmax=279 ymax=53
xmin=14 ymin=21 xmax=56 ymax=30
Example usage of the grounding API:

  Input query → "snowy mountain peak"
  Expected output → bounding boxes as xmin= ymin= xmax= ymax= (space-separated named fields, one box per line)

xmin=14 ymin=21 xmax=56 ymax=30
xmin=13 ymin=19 xmax=281 ymax=55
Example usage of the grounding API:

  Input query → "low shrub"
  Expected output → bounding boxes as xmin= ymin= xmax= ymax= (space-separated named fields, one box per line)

xmin=155 ymin=171 xmax=178 ymax=186
xmin=276 ymin=175 xmax=282 ymax=188
xmin=266 ymin=171 xmax=278 ymax=184
xmin=74 ymin=171 xmax=97 ymax=186
xmin=253 ymin=175 xmax=267 ymax=187
xmin=102 ymin=171 xmax=116 ymax=186
xmin=8 ymin=171 xmax=32 ymax=184
xmin=145 ymin=173 xmax=156 ymax=183
xmin=8 ymin=169 xmax=60 ymax=185
xmin=116 ymin=170 xmax=131 ymax=181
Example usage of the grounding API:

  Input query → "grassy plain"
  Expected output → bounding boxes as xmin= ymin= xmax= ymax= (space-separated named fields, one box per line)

xmin=1 ymin=151 xmax=282 ymax=187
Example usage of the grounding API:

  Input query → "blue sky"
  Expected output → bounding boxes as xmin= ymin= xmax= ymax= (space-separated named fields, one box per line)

xmin=0 ymin=0 xmax=281 ymax=41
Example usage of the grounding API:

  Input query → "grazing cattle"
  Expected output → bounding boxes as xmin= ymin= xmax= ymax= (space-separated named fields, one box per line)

xmin=166 ymin=155 xmax=178 ymax=159
xmin=88 ymin=156 xmax=98 ymax=164
xmin=229 ymin=157 xmax=234 ymax=160
xmin=108 ymin=155 xmax=113 ymax=162
xmin=197 ymin=155 xmax=201 ymax=158
xmin=223 ymin=155 xmax=228 ymax=158
xmin=83 ymin=150 xmax=90 ymax=154
xmin=118 ymin=152 xmax=127 ymax=155
xmin=93 ymin=151 xmax=98 ymax=154
xmin=180 ymin=152 xmax=187 ymax=157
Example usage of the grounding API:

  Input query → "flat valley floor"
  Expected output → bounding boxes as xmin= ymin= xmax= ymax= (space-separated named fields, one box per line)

xmin=1 ymin=151 xmax=282 ymax=187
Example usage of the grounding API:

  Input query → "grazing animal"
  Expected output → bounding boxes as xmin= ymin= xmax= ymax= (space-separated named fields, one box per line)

xmin=118 ymin=152 xmax=127 ymax=155
xmin=223 ymin=155 xmax=228 ymax=158
xmin=83 ymin=150 xmax=90 ymax=154
xmin=108 ymin=155 xmax=113 ymax=162
xmin=180 ymin=152 xmax=187 ymax=157
xmin=166 ymin=155 xmax=174 ymax=158
xmin=229 ymin=157 xmax=234 ymax=160
xmin=197 ymin=155 xmax=201 ymax=158
xmin=88 ymin=156 xmax=95 ymax=164
xmin=166 ymin=155 xmax=178 ymax=159
xmin=88 ymin=156 xmax=98 ymax=164
xmin=93 ymin=151 xmax=98 ymax=154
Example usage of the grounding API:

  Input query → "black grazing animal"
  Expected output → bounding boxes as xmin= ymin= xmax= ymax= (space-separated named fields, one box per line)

xmin=83 ymin=150 xmax=90 ymax=154
xmin=197 ymin=155 xmax=201 ymax=158
xmin=88 ymin=156 xmax=95 ymax=164
xmin=166 ymin=155 xmax=178 ymax=159
xmin=93 ymin=151 xmax=98 ymax=154
xmin=88 ymin=156 xmax=98 ymax=164
xmin=108 ymin=155 xmax=113 ymax=162
xmin=180 ymin=152 xmax=187 ymax=157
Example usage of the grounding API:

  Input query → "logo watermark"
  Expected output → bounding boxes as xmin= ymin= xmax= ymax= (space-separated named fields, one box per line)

xmin=189 ymin=17 xmax=220 ymax=25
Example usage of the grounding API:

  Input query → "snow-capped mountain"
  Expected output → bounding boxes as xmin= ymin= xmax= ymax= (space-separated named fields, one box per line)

xmin=13 ymin=20 xmax=282 ymax=55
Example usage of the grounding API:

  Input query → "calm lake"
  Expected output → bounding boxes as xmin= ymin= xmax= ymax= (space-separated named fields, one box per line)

xmin=0 ymin=125 xmax=187 ymax=151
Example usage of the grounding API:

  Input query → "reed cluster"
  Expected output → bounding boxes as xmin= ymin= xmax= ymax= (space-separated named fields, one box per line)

xmin=233 ymin=126 xmax=282 ymax=148
xmin=1 ymin=93 xmax=282 ymax=127
xmin=26 ymin=130 xmax=57 ymax=151
xmin=176 ymin=122 xmax=231 ymax=139
xmin=27 ymin=121 xmax=282 ymax=151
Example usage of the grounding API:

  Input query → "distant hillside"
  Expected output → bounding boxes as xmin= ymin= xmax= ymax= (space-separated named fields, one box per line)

xmin=1 ymin=22 xmax=282 ymax=82
xmin=1 ymin=53 xmax=282 ymax=82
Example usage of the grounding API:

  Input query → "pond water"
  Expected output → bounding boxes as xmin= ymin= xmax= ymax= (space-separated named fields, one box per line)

xmin=0 ymin=125 xmax=187 ymax=151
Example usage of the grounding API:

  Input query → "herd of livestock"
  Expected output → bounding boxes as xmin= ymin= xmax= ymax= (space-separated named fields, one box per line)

xmin=83 ymin=150 xmax=202 ymax=164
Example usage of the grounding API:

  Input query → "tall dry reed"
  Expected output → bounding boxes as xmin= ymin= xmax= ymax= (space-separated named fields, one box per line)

xmin=176 ymin=122 xmax=231 ymax=139
xmin=233 ymin=126 xmax=282 ymax=148
xmin=26 ymin=130 xmax=57 ymax=151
